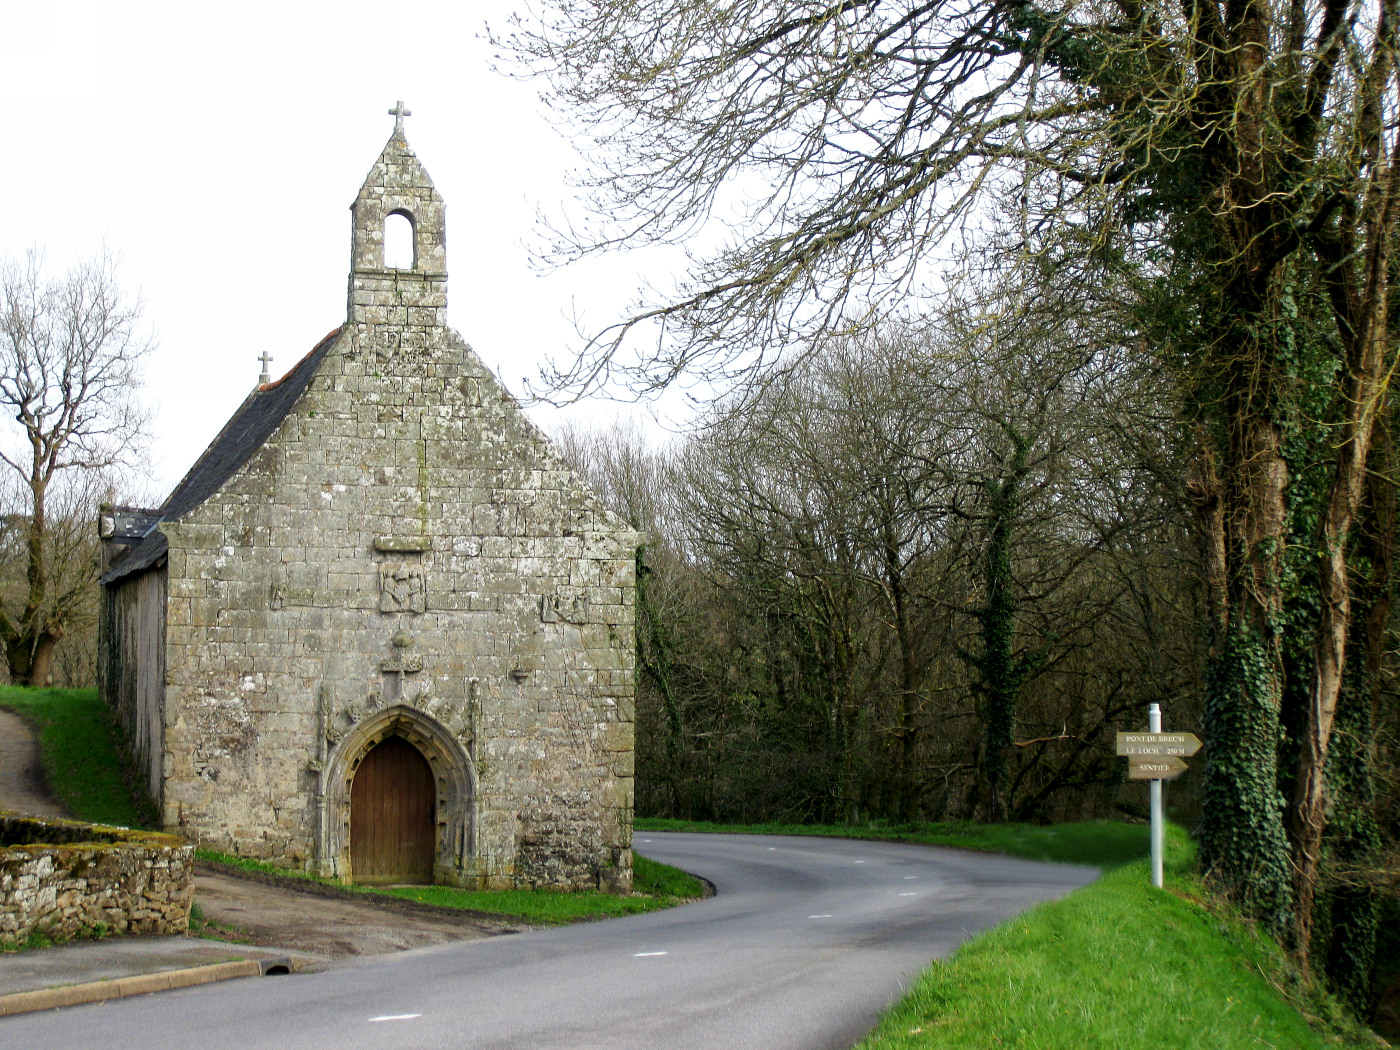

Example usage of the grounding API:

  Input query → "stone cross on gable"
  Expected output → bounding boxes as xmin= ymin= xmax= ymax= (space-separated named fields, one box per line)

xmin=258 ymin=351 xmax=273 ymax=385
xmin=389 ymin=101 xmax=411 ymax=134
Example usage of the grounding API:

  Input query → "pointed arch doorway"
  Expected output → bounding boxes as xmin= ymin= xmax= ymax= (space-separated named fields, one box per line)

xmin=350 ymin=735 xmax=435 ymax=884
xmin=317 ymin=704 xmax=475 ymax=885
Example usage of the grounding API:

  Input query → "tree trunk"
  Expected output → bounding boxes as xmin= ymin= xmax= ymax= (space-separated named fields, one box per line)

xmin=883 ymin=532 xmax=920 ymax=823
xmin=635 ymin=546 xmax=687 ymax=817
xmin=1197 ymin=415 xmax=1295 ymax=933
xmin=0 ymin=472 xmax=63 ymax=688
xmin=26 ymin=628 xmax=60 ymax=688
xmin=1314 ymin=436 xmax=1389 ymax=1008
xmin=1320 ymin=579 xmax=1385 ymax=1011
xmin=976 ymin=433 xmax=1028 ymax=824
xmin=1292 ymin=202 xmax=1394 ymax=964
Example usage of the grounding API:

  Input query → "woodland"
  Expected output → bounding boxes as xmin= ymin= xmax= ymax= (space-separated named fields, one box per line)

xmin=506 ymin=0 xmax=1400 ymax=1020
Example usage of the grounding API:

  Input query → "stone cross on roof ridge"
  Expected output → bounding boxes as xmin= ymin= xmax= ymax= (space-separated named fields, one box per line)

xmin=389 ymin=101 xmax=412 ymax=134
xmin=258 ymin=350 xmax=273 ymax=385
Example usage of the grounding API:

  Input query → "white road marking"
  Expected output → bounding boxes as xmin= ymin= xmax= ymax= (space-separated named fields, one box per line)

xmin=809 ymin=914 xmax=833 ymax=919
xmin=854 ymin=860 xmax=865 ymax=864
xmin=899 ymin=892 xmax=918 ymax=897
xmin=768 ymin=847 xmax=776 ymax=850
xmin=369 ymin=1014 xmax=422 ymax=1022
xmin=634 ymin=951 xmax=669 ymax=957
xmin=904 ymin=875 xmax=917 ymax=880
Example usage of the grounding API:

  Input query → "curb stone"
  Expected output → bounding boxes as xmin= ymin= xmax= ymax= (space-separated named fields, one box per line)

xmin=0 ymin=955 xmax=296 ymax=1017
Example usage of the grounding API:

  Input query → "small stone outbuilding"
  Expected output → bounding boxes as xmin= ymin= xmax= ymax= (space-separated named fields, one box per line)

xmin=98 ymin=106 xmax=638 ymax=892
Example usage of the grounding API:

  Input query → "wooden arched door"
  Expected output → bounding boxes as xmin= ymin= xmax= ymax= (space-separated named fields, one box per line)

xmin=350 ymin=736 xmax=436 ymax=884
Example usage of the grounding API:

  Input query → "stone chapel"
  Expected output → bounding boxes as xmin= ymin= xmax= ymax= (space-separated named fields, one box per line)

xmin=97 ymin=105 xmax=639 ymax=892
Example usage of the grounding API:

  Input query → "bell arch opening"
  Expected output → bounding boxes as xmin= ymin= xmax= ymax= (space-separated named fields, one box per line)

xmin=384 ymin=209 xmax=416 ymax=269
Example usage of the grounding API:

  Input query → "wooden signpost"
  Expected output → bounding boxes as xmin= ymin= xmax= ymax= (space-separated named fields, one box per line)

xmin=1117 ymin=707 xmax=1203 ymax=888
xmin=1116 ymin=732 xmax=1201 ymax=782
xmin=1127 ymin=756 xmax=1188 ymax=780
xmin=1115 ymin=732 xmax=1202 ymax=759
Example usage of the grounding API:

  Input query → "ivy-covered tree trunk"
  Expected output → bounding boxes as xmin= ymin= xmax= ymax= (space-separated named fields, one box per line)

xmin=1194 ymin=412 xmax=1295 ymax=933
xmin=1321 ymin=617 xmax=1383 ymax=1013
xmin=831 ymin=616 xmax=861 ymax=824
xmin=1291 ymin=204 xmax=1395 ymax=964
xmin=970 ymin=427 xmax=1033 ymax=823
xmin=1319 ymin=435 xmax=1391 ymax=1011
xmin=879 ymin=516 xmax=921 ymax=823
xmin=634 ymin=544 xmax=687 ymax=817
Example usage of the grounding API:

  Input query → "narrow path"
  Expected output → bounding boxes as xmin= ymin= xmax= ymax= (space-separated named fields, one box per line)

xmin=0 ymin=707 xmax=70 ymax=819
xmin=1 ymin=832 xmax=1099 ymax=1050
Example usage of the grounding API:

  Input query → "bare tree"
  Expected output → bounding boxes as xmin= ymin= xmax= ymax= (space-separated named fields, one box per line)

xmin=503 ymin=0 xmax=1400 ymax=959
xmin=603 ymin=312 xmax=1189 ymax=823
xmin=0 ymin=249 xmax=153 ymax=686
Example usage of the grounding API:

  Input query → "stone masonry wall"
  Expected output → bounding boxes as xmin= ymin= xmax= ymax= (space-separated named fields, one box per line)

xmin=149 ymin=129 xmax=637 ymax=891
xmin=0 ymin=815 xmax=193 ymax=945
xmin=158 ymin=327 xmax=637 ymax=888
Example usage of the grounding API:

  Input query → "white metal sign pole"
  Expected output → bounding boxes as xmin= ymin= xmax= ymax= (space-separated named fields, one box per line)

xmin=1149 ymin=702 xmax=1164 ymax=888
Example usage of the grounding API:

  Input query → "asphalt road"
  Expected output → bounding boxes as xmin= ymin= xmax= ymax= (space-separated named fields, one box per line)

xmin=5 ymin=832 xmax=1097 ymax=1050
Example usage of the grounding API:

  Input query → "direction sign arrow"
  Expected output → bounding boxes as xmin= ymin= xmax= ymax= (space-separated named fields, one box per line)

xmin=1115 ymin=732 xmax=1203 ymax=758
xmin=1128 ymin=756 xmax=1188 ymax=780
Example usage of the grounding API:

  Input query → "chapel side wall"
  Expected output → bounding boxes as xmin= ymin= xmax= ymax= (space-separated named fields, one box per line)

xmin=158 ymin=330 xmax=636 ymax=889
xmin=159 ymin=460 xmax=319 ymax=861
xmin=100 ymin=567 xmax=167 ymax=808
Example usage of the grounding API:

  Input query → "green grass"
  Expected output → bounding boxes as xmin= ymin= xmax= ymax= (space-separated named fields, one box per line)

xmin=635 ymin=816 xmax=1166 ymax=869
xmin=0 ymin=686 xmax=151 ymax=828
xmin=634 ymin=851 xmax=708 ymax=898
xmin=196 ymin=848 xmax=326 ymax=883
xmin=0 ymin=920 xmax=113 ymax=953
xmin=376 ymin=854 xmax=704 ymax=923
xmin=855 ymin=856 xmax=1380 ymax=1049
xmin=197 ymin=847 xmax=706 ymax=925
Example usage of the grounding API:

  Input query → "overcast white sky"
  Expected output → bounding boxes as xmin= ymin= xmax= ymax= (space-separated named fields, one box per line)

xmin=0 ymin=1 xmax=689 ymax=497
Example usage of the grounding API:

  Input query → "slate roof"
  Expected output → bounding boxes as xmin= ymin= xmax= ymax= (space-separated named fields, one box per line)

xmin=101 ymin=326 xmax=345 ymax=585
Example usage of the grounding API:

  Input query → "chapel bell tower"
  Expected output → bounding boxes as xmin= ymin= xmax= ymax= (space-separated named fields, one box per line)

xmin=348 ymin=101 xmax=448 ymax=341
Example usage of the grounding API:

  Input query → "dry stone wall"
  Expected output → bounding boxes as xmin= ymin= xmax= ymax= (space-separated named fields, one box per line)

xmin=0 ymin=815 xmax=193 ymax=945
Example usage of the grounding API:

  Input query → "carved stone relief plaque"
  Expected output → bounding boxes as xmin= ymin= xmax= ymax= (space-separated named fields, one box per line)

xmin=379 ymin=565 xmax=426 ymax=613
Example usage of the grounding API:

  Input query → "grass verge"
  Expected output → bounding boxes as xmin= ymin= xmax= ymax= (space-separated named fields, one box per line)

xmin=855 ymin=857 xmax=1382 ymax=1050
xmin=374 ymin=855 xmax=705 ymax=923
xmin=635 ymin=816 xmax=1171 ymax=869
xmin=197 ymin=847 xmax=706 ymax=925
xmin=0 ymin=685 xmax=151 ymax=828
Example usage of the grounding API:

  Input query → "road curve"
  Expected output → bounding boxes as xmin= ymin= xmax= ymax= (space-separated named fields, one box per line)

xmin=4 ymin=833 xmax=1097 ymax=1050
